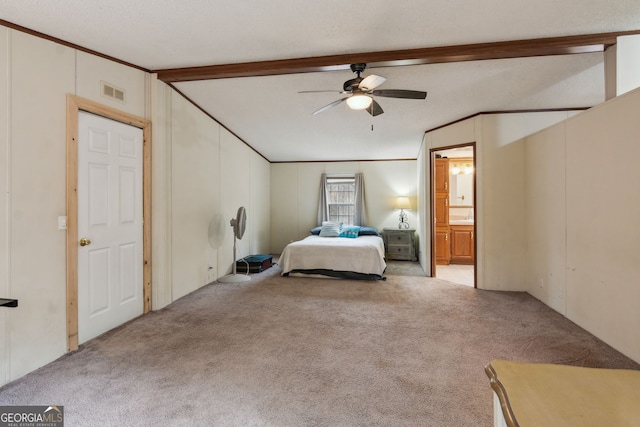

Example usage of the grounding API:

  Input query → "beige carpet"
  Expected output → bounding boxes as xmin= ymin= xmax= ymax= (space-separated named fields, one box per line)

xmin=384 ymin=260 xmax=425 ymax=276
xmin=1 ymin=266 xmax=637 ymax=426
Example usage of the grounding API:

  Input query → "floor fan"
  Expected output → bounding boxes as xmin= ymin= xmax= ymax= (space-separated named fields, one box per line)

xmin=219 ymin=206 xmax=251 ymax=283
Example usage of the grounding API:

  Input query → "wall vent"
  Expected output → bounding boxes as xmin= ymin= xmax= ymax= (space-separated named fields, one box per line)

xmin=101 ymin=81 xmax=126 ymax=103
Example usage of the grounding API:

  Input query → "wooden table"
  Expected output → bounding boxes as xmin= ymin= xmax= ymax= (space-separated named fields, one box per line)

xmin=485 ymin=359 xmax=640 ymax=427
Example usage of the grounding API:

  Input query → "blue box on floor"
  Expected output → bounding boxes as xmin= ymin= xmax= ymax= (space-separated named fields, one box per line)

xmin=236 ymin=254 xmax=273 ymax=273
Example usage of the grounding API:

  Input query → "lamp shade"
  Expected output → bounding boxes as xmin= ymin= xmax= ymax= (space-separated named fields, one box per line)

xmin=346 ymin=94 xmax=373 ymax=110
xmin=395 ymin=196 xmax=411 ymax=210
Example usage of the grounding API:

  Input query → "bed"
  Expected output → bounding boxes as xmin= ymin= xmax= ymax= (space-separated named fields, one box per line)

xmin=279 ymin=225 xmax=387 ymax=280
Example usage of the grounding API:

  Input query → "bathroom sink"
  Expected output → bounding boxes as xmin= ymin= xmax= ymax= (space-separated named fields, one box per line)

xmin=449 ymin=219 xmax=474 ymax=225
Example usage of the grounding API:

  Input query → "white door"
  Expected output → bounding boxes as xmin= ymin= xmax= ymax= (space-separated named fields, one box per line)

xmin=77 ymin=111 xmax=144 ymax=344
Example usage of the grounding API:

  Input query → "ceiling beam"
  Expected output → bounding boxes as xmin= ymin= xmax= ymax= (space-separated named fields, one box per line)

xmin=155 ymin=30 xmax=640 ymax=82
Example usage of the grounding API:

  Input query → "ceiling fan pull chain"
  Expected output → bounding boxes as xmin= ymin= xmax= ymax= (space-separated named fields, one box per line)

xmin=370 ymin=102 xmax=374 ymax=131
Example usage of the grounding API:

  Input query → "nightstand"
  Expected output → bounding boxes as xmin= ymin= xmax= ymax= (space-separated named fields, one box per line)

xmin=383 ymin=228 xmax=416 ymax=261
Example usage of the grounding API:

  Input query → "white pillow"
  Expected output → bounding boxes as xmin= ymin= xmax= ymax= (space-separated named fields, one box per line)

xmin=319 ymin=221 xmax=341 ymax=237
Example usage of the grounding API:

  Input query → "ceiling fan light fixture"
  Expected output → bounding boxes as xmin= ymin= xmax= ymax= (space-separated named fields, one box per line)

xmin=346 ymin=94 xmax=373 ymax=110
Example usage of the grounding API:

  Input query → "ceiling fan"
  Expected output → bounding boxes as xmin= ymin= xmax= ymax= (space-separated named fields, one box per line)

xmin=300 ymin=63 xmax=427 ymax=116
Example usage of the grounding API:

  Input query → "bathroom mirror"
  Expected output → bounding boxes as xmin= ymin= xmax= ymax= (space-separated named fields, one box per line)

xmin=449 ymin=158 xmax=473 ymax=207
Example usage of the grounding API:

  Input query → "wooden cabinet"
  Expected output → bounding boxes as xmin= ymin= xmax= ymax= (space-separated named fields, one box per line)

xmin=435 ymin=158 xmax=450 ymax=265
xmin=384 ymin=228 xmax=416 ymax=261
xmin=434 ymin=192 xmax=449 ymax=228
xmin=435 ymin=228 xmax=450 ymax=265
xmin=434 ymin=159 xmax=449 ymax=193
xmin=450 ymin=225 xmax=474 ymax=264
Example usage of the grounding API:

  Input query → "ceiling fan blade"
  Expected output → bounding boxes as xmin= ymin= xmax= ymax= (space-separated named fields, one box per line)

xmin=299 ymin=90 xmax=345 ymax=94
xmin=359 ymin=74 xmax=386 ymax=91
xmin=312 ymin=98 xmax=348 ymax=115
xmin=370 ymin=89 xmax=427 ymax=99
xmin=366 ymin=99 xmax=384 ymax=117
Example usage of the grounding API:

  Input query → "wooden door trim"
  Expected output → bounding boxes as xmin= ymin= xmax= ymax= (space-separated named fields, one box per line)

xmin=66 ymin=94 xmax=151 ymax=351
xmin=429 ymin=151 xmax=437 ymax=277
xmin=429 ymin=142 xmax=477 ymax=287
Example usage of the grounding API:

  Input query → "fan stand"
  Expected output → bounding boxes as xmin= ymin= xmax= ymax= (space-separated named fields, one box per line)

xmin=218 ymin=233 xmax=251 ymax=283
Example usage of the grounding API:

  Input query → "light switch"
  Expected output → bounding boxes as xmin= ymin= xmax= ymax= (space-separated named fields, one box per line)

xmin=58 ymin=216 xmax=67 ymax=230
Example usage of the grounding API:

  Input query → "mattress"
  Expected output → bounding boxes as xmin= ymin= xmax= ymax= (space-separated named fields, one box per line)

xmin=279 ymin=235 xmax=387 ymax=280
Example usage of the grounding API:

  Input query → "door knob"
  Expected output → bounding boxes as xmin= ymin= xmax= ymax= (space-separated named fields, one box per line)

xmin=79 ymin=238 xmax=92 ymax=247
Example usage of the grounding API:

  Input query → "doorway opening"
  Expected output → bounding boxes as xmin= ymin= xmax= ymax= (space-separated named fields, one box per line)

xmin=430 ymin=143 xmax=476 ymax=287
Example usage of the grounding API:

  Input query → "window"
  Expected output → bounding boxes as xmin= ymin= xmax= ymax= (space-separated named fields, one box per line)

xmin=326 ymin=176 xmax=355 ymax=225
xmin=318 ymin=173 xmax=365 ymax=226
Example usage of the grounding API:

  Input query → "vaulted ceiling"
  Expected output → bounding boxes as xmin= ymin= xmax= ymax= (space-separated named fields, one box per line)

xmin=2 ymin=1 xmax=640 ymax=161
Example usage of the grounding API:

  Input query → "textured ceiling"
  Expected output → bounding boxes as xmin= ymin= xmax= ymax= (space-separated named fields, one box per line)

xmin=2 ymin=0 xmax=640 ymax=161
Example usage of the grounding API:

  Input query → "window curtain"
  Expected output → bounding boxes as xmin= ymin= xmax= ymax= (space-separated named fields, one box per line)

xmin=317 ymin=173 xmax=366 ymax=226
xmin=353 ymin=173 xmax=366 ymax=226
xmin=317 ymin=173 xmax=329 ymax=224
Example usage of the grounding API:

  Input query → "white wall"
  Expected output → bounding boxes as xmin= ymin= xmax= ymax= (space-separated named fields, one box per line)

xmin=152 ymin=87 xmax=271 ymax=303
xmin=524 ymin=124 xmax=568 ymax=312
xmin=150 ymin=85 xmax=271 ymax=302
xmin=270 ymin=160 xmax=418 ymax=254
xmin=416 ymin=145 xmax=428 ymax=269
xmin=420 ymin=91 xmax=640 ymax=363
xmin=0 ymin=27 xmax=8 ymax=387
xmin=169 ymin=93 xmax=221 ymax=300
xmin=616 ymin=35 xmax=640 ymax=96
xmin=421 ymin=112 xmax=580 ymax=289
xmin=150 ymin=79 xmax=173 ymax=309
xmin=76 ymin=52 xmax=149 ymax=118
xmin=6 ymin=29 xmax=76 ymax=383
xmin=0 ymin=27 xmax=149 ymax=385
xmin=249 ymin=148 xmax=272 ymax=255
xmin=218 ymin=128 xmax=271 ymax=276
xmin=524 ymin=87 xmax=640 ymax=363
xmin=0 ymin=25 xmax=271 ymax=386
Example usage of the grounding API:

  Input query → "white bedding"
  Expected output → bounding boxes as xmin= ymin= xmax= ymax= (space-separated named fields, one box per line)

xmin=279 ymin=235 xmax=387 ymax=278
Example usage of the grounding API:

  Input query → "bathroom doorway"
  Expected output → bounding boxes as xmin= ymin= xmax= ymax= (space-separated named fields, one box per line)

xmin=431 ymin=143 xmax=476 ymax=287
